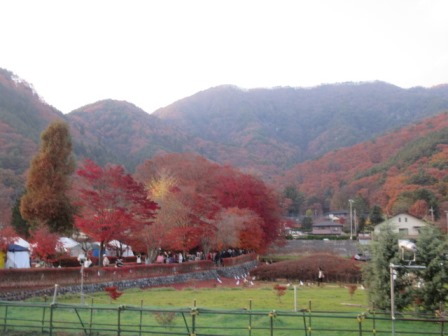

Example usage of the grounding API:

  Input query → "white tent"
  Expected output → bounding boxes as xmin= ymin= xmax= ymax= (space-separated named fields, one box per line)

xmin=57 ymin=237 xmax=84 ymax=257
xmin=5 ymin=237 xmax=30 ymax=269
xmin=108 ymin=240 xmax=134 ymax=257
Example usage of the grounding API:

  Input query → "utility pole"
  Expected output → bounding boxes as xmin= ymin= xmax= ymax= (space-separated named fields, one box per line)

xmin=349 ymin=199 xmax=354 ymax=240
xmin=429 ymin=207 xmax=435 ymax=222
xmin=445 ymin=210 xmax=448 ymax=235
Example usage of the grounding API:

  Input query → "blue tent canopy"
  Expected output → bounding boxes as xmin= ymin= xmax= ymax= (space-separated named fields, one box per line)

xmin=8 ymin=244 xmax=29 ymax=252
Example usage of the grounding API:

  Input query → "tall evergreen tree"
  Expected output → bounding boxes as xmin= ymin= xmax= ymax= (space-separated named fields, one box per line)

xmin=10 ymin=196 xmax=31 ymax=238
xmin=369 ymin=205 xmax=384 ymax=225
xmin=20 ymin=120 xmax=75 ymax=234
xmin=363 ymin=223 xmax=412 ymax=311
xmin=283 ymin=186 xmax=304 ymax=217
xmin=415 ymin=225 xmax=448 ymax=312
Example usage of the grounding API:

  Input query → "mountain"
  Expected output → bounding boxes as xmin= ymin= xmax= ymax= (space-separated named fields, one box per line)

xmin=2 ymin=66 xmax=448 ymax=225
xmin=154 ymin=83 xmax=448 ymax=176
xmin=0 ymin=68 xmax=65 ymax=174
xmin=277 ymin=112 xmax=448 ymax=219
xmin=67 ymin=99 xmax=196 ymax=172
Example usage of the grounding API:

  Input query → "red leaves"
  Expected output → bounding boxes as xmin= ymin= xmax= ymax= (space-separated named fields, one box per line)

xmin=74 ymin=159 xmax=158 ymax=250
xmin=0 ymin=225 xmax=17 ymax=251
xmin=104 ymin=286 xmax=123 ymax=300
xmin=273 ymin=284 xmax=287 ymax=301
xmin=134 ymin=153 xmax=282 ymax=253
xmin=30 ymin=225 xmax=63 ymax=263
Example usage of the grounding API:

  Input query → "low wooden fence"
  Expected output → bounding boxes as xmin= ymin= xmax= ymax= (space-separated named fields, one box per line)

xmin=0 ymin=300 xmax=446 ymax=336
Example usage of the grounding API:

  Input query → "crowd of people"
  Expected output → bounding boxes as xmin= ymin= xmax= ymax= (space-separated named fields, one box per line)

xmin=153 ymin=249 xmax=250 ymax=266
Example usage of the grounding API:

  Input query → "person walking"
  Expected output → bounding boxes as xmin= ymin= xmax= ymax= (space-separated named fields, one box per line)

xmin=318 ymin=267 xmax=325 ymax=286
xmin=102 ymin=254 xmax=110 ymax=267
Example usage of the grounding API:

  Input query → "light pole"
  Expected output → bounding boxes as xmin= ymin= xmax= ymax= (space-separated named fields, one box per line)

xmin=445 ymin=211 xmax=448 ymax=235
xmin=349 ymin=199 xmax=354 ymax=240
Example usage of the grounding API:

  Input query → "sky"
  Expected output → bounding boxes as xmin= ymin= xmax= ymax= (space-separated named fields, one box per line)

xmin=1 ymin=0 xmax=448 ymax=114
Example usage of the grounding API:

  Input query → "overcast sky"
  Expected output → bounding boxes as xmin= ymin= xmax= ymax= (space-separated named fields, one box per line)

xmin=1 ymin=0 xmax=447 ymax=114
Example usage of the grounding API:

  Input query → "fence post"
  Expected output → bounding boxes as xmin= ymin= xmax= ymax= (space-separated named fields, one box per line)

xmin=139 ymin=300 xmax=143 ymax=336
xmin=41 ymin=301 xmax=47 ymax=334
xmin=248 ymin=299 xmax=252 ymax=336
xmin=49 ymin=304 xmax=54 ymax=336
xmin=308 ymin=300 xmax=312 ymax=336
xmin=90 ymin=298 xmax=94 ymax=335
xmin=191 ymin=299 xmax=198 ymax=336
xmin=117 ymin=305 xmax=122 ymax=336
xmin=3 ymin=305 xmax=8 ymax=333
xmin=357 ymin=313 xmax=365 ymax=336
xmin=268 ymin=310 xmax=276 ymax=336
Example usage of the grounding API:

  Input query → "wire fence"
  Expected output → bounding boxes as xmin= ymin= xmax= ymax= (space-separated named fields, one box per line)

xmin=1 ymin=299 xmax=447 ymax=336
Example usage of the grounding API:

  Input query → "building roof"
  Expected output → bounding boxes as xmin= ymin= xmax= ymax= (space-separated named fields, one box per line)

xmin=313 ymin=221 xmax=343 ymax=227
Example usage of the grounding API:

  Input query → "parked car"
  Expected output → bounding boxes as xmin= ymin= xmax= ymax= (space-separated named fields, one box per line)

xmin=353 ymin=253 xmax=371 ymax=261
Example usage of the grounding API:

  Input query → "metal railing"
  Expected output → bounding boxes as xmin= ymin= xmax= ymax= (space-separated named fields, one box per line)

xmin=1 ymin=300 xmax=446 ymax=336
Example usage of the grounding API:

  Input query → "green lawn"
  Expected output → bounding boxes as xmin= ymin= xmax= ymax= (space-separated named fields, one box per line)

xmin=1 ymin=282 xmax=441 ymax=335
xmin=48 ymin=282 xmax=370 ymax=312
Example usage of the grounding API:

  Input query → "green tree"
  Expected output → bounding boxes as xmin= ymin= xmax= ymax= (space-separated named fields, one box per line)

xmin=301 ymin=216 xmax=313 ymax=232
xmin=10 ymin=196 xmax=31 ymax=238
xmin=363 ymin=223 xmax=412 ymax=310
xmin=369 ymin=205 xmax=384 ymax=225
xmin=283 ymin=185 xmax=304 ymax=217
xmin=353 ymin=195 xmax=369 ymax=233
xmin=20 ymin=121 xmax=75 ymax=234
xmin=414 ymin=225 xmax=448 ymax=312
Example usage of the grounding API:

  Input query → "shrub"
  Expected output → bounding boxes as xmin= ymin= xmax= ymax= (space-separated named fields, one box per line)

xmin=251 ymin=253 xmax=361 ymax=283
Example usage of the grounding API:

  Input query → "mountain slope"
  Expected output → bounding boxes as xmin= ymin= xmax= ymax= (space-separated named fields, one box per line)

xmin=67 ymin=99 xmax=197 ymax=171
xmin=154 ymin=82 xmax=448 ymax=174
xmin=2 ymin=66 xmax=448 ymax=225
xmin=277 ymin=112 xmax=448 ymax=217
xmin=0 ymin=68 xmax=65 ymax=173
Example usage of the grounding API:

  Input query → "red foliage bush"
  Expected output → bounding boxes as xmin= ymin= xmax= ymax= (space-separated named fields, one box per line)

xmin=105 ymin=286 xmax=123 ymax=300
xmin=251 ymin=253 xmax=361 ymax=283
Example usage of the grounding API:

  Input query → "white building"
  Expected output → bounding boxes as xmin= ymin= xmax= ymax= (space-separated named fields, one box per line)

xmin=374 ymin=214 xmax=427 ymax=238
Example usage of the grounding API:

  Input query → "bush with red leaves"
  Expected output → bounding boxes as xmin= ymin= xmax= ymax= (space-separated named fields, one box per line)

xmin=104 ymin=286 xmax=123 ymax=300
xmin=273 ymin=284 xmax=288 ymax=302
xmin=251 ymin=253 xmax=361 ymax=283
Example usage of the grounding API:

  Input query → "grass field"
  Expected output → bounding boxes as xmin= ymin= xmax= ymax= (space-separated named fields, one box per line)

xmin=1 ymin=280 xmax=442 ymax=335
xmin=39 ymin=280 xmax=370 ymax=312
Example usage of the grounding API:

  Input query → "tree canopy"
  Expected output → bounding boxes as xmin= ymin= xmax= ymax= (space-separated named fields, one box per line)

xmin=20 ymin=120 xmax=75 ymax=234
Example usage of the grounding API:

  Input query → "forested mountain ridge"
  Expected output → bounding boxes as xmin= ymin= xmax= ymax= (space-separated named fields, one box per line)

xmin=2 ymin=66 xmax=448 ymax=226
xmin=154 ymin=82 xmax=448 ymax=172
xmin=67 ymin=99 xmax=198 ymax=172
xmin=277 ymin=112 xmax=448 ymax=221
xmin=0 ymin=68 xmax=65 ymax=174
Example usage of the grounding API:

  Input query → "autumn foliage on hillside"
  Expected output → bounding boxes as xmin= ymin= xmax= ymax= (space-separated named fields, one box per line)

xmin=279 ymin=113 xmax=448 ymax=220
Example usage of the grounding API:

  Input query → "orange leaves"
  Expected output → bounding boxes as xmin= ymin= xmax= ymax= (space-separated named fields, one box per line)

xmin=135 ymin=153 xmax=282 ymax=253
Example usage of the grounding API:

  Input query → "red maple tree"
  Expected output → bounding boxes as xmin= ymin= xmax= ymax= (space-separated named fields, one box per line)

xmin=74 ymin=159 xmax=158 ymax=263
xmin=30 ymin=225 xmax=63 ymax=264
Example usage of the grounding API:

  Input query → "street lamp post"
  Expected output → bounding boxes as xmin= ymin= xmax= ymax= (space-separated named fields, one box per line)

xmin=445 ymin=210 xmax=448 ymax=235
xmin=349 ymin=199 xmax=354 ymax=240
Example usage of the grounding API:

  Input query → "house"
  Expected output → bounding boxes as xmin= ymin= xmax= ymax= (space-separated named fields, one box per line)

xmin=312 ymin=220 xmax=344 ymax=235
xmin=374 ymin=214 xmax=427 ymax=238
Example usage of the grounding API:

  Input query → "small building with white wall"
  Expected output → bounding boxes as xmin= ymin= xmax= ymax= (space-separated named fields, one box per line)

xmin=374 ymin=213 xmax=427 ymax=238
